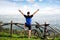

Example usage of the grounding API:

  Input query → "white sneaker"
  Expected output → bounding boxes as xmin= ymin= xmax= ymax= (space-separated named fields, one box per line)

xmin=24 ymin=27 xmax=28 ymax=30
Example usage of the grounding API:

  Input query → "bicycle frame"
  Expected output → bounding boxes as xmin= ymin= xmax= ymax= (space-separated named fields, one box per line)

xmin=34 ymin=22 xmax=55 ymax=40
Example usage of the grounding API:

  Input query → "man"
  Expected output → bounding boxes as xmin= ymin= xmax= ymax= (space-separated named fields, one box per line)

xmin=19 ymin=9 xmax=39 ymax=38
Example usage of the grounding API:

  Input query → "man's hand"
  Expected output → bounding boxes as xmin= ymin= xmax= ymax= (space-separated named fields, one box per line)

xmin=19 ymin=10 xmax=21 ymax=12
xmin=37 ymin=9 xmax=39 ymax=11
xmin=18 ymin=10 xmax=24 ymax=16
xmin=32 ymin=9 xmax=39 ymax=15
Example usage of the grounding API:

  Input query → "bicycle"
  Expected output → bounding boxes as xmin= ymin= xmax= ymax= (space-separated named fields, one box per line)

xmin=31 ymin=22 xmax=55 ymax=40
xmin=14 ymin=22 xmax=55 ymax=40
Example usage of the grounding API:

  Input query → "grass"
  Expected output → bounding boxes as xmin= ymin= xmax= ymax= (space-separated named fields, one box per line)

xmin=0 ymin=37 xmax=41 ymax=40
xmin=0 ymin=31 xmax=41 ymax=40
xmin=0 ymin=37 xmax=60 ymax=40
xmin=0 ymin=31 xmax=60 ymax=40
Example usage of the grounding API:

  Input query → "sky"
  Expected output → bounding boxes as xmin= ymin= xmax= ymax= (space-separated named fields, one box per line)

xmin=0 ymin=0 xmax=60 ymax=15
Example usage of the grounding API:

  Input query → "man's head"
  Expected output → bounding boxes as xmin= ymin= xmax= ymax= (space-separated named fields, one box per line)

xmin=27 ymin=11 xmax=30 ymax=16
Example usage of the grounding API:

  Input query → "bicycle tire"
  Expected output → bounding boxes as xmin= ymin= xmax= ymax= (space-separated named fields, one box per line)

xmin=31 ymin=29 xmax=40 ymax=38
xmin=46 ymin=30 xmax=55 ymax=40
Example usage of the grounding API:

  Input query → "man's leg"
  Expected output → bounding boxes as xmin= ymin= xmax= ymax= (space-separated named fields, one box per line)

xmin=28 ymin=25 xmax=31 ymax=38
xmin=24 ymin=23 xmax=31 ymax=38
xmin=28 ymin=30 xmax=31 ymax=38
xmin=24 ymin=23 xmax=28 ymax=30
xmin=24 ymin=23 xmax=26 ymax=28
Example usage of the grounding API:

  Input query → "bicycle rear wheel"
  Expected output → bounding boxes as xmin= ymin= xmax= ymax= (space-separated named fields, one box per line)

xmin=31 ymin=29 xmax=39 ymax=38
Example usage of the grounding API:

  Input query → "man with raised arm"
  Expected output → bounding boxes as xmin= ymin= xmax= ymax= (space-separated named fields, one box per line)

xmin=19 ymin=9 xmax=39 ymax=38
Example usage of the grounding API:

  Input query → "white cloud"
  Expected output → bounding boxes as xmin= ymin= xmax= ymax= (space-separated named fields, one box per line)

xmin=27 ymin=0 xmax=35 ymax=3
xmin=47 ymin=0 xmax=60 ymax=3
xmin=32 ymin=3 xmax=40 ymax=8
xmin=31 ymin=3 xmax=60 ymax=15
xmin=0 ymin=0 xmax=17 ymax=7
xmin=39 ymin=0 xmax=43 ymax=2
xmin=0 ymin=1 xmax=19 ymax=15
xmin=0 ymin=0 xmax=60 ymax=15
xmin=40 ymin=7 xmax=60 ymax=15
xmin=18 ymin=5 xmax=37 ymax=15
xmin=13 ymin=0 xmax=24 ymax=1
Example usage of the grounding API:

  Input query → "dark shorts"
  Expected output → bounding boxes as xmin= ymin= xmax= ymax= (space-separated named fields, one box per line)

xmin=25 ymin=23 xmax=31 ymax=30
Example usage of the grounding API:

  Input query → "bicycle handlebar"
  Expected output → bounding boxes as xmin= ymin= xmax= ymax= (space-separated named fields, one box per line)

xmin=35 ymin=22 xmax=50 ymax=28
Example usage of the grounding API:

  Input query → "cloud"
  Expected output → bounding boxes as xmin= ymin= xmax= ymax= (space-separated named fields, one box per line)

xmin=32 ymin=3 xmax=40 ymax=8
xmin=39 ymin=0 xmax=43 ymax=2
xmin=13 ymin=0 xmax=24 ymax=2
xmin=47 ymin=0 xmax=60 ymax=3
xmin=0 ymin=0 xmax=19 ymax=15
xmin=40 ymin=7 xmax=60 ymax=15
xmin=0 ymin=0 xmax=17 ymax=7
xmin=0 ymin=0 xmax=60 ymax=15
xmin=0 ymin=7 xmax=18 ymax=15
xmin=27 ymin=0 xmax=35 ymax=3
xmin=18 ymin=5 xmax=37 ymax=15
xmin=32 ymin=3 xmax=60 ymax=15
xmin=31 ymin=3 xmax=60 ymax=15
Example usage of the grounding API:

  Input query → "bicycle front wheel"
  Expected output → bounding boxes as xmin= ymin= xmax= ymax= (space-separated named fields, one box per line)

xmin=46 ymin=30 xmax=55 ymax=40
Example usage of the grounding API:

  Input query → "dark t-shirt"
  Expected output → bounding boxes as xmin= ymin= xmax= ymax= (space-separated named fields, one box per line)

xmin=24 ymin=15 xmax=33 ymax=25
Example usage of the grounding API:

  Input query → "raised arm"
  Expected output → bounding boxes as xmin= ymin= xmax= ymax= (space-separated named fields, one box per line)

xmin=32 ymin=9 xmax=39 ymax=16
xmin=19 ymin=10 xmax=24 ymax=16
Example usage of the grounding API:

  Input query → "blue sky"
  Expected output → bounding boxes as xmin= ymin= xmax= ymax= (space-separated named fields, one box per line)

xmin=4 ymin=0 xmax=60 ymax=7
xmin=5 ymin=0 xmax=60 ymax=6
xmin=0 ymin=0 xmax=60 ymax=15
